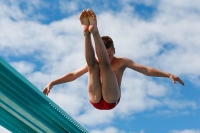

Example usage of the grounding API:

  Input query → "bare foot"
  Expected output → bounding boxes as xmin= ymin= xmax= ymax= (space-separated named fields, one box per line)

xmin=86 ymin=9 xmax=98 ymax=33
xmin=79 ymin=10 xmax=90 ymax=33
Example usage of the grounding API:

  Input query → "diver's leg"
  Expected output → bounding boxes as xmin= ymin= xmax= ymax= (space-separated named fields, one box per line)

xmin=87 ymin=9 xmax=120 ymax=103
xmin=79 ymin=10 xmax=102 ymax=103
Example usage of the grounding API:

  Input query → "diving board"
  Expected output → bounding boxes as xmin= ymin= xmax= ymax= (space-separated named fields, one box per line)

xmin=0 ymin=57 xmax=89 ymax=133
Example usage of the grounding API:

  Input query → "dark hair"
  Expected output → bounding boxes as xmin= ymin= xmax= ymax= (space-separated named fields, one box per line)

xmin=101 ymin=36 xmax=114 ymax=49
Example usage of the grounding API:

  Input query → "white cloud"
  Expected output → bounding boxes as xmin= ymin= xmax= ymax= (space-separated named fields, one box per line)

xmin=0 ymin=126 xmax=11 ymax=133
xmin=77 ymin=109 xmax=115 ymax=126
xmin=156 ymin=110 xmax=190 ymax=116
xmin=163 ymin=99 xmax=197 ymax=109
xmin=120 ymin=0 xmax=159 ymax=7
xmin=90 ymin=127 xmax=121 ymax=133
xmin=49 ymin=86 xmax=88 ymax=117
xmin=10 ymin=61 xmax=35 ymax=75
xmin=59 ymin=1 xmax=78 ymax=13
xmin=0 ymin=0 xmax=25 ymax=20
xmin=169 ymin=129 xmax=200 ymax=133
xmin=159 ymin=0 xmax=200 ymax=13
xmin=91 ymin=127 xmax=145 ymax=133
xmin=0 ymin=0 xmax=47 ymax=21
xmin=115 ymin=75 xmax=163 ymax=116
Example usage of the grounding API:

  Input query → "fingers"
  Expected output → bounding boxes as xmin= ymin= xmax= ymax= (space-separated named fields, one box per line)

xmin=172 ymin=79 xmax=176 ymax=85
xmin=42 ymin=87 xmax=50 ymax=96
xmin=170 ymin=75 xmax=185 ymax=86
xmin=47 ymin=89 xmax=50 ymax=95
xmin=177 ymin=77 xmax=185 ymax=86
xmin=169 ymin=76 xmax=176 ymax=85
xmin=174 ymin=77 xmax=184 ymax=86
xmin=173 ymin=80 xmax=176 ymax=85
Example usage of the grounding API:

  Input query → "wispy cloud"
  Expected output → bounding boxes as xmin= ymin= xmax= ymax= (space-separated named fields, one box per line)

xmin=90 ymin=127 xmax=119 ymax=133
xmin=90 ymin=127 xmax=145 ymax=133
xmin=59 ymin=1 xmax=79 ymax=13
xmin=10 ymin=61 xmax=35 ymax=74
xmin=0 ymin=126 xmax=11 ymax=133
xmin=168 ymin=129 xmax=200 ymax=133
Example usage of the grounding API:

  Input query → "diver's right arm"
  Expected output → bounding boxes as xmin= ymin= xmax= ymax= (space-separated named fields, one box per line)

xmin=43 ymin=64 xmax=88 ymax=95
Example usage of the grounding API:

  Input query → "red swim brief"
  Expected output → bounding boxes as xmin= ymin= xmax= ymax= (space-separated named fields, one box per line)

xmin=90 ymin=97 xmax=120 ymax=110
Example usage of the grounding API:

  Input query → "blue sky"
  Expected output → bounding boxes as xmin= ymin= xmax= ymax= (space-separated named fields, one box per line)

xmin=0 ymin=0 xmax=200 ymax=133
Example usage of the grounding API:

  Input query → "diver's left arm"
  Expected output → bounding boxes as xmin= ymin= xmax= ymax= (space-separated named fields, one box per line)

xmin=123 ymin=57 xmax=184 ymax=86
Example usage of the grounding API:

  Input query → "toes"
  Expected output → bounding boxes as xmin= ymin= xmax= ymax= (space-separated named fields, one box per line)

xmin=79 ymin=10 xmax=87 ymax=19
xmin=80 ymin=9 xmax=96 ymax=19
xmin=79 ymin=10 xmax=84 ymax=19
xmin=83 ymin=10 xmax=88 ymax=16
xmin=87 ymin=9 xmax=96 ymax=17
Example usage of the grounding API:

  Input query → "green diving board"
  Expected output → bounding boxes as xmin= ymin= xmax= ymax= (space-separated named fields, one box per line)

xmin=0 ymin=57 xmax=89 ymax=133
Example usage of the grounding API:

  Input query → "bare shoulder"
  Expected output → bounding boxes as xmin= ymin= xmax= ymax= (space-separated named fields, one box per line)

xmin=113 ymin=57 xmax=149 ymax=75
xmin=112 ymin=56 xmax=132 ymax=69
xmin=115 ymin=57 xmax=134 ymax=65
xmin=121 ymin=57 xmax=149 ymax=73
xmin=116 ymin=57 xmax=143 ymax=69
xmin=113 ymin=56 xmax=126 ymax=63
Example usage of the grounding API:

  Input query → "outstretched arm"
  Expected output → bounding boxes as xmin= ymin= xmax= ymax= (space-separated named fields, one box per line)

xmin=124 ymin=58 xmax=184 ymax=86
xmin=43 ymin=64 xmax=88 ymax=95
